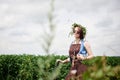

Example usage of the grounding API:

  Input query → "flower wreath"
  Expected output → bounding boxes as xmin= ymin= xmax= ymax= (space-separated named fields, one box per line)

xmin=69 ymin=23 xmax=87 ymax=38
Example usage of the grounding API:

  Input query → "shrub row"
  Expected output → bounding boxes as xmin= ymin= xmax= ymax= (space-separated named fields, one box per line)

xmin=0 ymin=54 xmax=119 ymax=80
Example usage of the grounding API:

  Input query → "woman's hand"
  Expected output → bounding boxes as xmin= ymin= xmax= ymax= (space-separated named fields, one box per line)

xmin=77 ymin=54 xmax=85 ymax=60
xmin=55 ymin=59 xmax=63 ymax=66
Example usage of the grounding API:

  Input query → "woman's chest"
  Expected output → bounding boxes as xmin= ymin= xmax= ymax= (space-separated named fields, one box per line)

xmin=69 ymin=44 xmax=80 ymax=54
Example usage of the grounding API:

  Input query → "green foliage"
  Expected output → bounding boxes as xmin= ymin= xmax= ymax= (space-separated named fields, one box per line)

xmin=37 ymin=55 xmax=63 ymax=80
xmin=0 ymin=55 xmax=120 ymax=80
xmin=0 ymin=55 xmax=39 ymax=80
xmin=107 ymin=56 xmax=120 ymax=66
xmin=83 ymin=56 xmax=120 ymax=80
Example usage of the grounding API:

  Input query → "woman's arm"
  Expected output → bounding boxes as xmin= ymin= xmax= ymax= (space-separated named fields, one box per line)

xmin=56 ymin=58 xmax=70 ymax=64
xmin=77 ymin=41 xmax=94 ymax=60
xmin=84 ymin=41 xmax=94 ymax=60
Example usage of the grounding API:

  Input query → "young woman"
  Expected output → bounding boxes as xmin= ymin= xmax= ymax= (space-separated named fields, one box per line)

xmin=57 ymin=23 xmax=94 ymax=80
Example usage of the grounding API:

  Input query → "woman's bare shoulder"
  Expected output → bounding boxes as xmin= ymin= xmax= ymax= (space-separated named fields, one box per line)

xmin=84 ymin=41 xmax=91 ymax=47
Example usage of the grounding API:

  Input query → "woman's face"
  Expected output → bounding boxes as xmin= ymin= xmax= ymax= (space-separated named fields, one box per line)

xmin=74 ymin=27 xmax=80 ymax=38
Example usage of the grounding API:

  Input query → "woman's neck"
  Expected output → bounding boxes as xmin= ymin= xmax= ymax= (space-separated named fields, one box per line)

xmin=74 ymin=38 xmax=81 ymax=44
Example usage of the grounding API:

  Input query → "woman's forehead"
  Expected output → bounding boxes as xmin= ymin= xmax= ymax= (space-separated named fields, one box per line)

xmin=75 ymin=27 xmax=81 ymax=30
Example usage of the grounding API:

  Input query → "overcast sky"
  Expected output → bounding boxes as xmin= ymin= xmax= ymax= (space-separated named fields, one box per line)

xmin=0 ymin=0 xmax=120 ymax=56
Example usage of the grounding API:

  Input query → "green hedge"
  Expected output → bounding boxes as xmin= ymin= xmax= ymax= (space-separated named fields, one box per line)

xmin=0 ymin=55 xmax=119 ymax=80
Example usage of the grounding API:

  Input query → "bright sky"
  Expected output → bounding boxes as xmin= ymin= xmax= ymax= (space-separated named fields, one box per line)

xmin=0 ymin=0 xmax=120 ymax=56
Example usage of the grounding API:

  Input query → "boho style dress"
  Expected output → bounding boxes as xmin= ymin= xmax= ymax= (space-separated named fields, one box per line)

xmin=65 ymin=43 xmax=87 ymax=80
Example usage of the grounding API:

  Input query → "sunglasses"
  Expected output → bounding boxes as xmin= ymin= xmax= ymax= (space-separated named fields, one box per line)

xmin=73 ymin=30 xmax=80 ymax=34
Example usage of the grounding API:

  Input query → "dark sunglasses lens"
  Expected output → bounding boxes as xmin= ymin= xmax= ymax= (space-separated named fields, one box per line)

xmin=73 ymin=30 xmax=80 ymax=34
xmin=76 ymin=31 xmax=80 ymax=34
